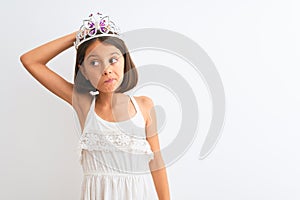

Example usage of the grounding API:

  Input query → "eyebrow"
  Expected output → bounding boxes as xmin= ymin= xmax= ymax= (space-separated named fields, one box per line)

xmin=87 ymin=52 xmax=120 ymax=60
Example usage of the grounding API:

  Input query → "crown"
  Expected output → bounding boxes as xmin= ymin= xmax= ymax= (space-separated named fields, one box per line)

xmin=74 ymin=12 xmax=121 ymax=49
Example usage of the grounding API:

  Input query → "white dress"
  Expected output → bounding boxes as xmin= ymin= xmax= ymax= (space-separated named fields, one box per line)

xmin=76 ymin=94 xmax=159 ymax=200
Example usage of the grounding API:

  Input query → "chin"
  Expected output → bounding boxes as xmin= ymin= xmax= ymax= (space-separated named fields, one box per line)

xmin=97 ymin=87 xmax=118 ymax=93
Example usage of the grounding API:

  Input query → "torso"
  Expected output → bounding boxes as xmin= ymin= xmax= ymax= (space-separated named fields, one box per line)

xmin=73 ymin=94 xmax=149 ymax=132
xmin=94 ymin=95 xmax=148 ymax=125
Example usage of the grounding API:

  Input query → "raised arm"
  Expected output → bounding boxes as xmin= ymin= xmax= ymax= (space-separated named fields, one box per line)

xmin=20 ymin=32 xmax=77 ymax=106
xmin=143 ymin=96 xmax=171 ymax=200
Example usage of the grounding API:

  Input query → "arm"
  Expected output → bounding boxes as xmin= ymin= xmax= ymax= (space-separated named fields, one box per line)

xmin=20 ymin=32 xmax=77 ymax=106
xmin=143 ymin=96 xmax=171 ymax=200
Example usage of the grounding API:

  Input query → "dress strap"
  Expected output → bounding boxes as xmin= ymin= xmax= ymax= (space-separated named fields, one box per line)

xmin=91 ymin=95 xmax=96 ymax=110
xmin=129 ymin=95 xmax=142 ymax=115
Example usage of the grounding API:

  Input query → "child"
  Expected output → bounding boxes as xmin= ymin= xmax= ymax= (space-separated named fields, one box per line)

xmin=20 ymin=12 xmax=170 ymax=200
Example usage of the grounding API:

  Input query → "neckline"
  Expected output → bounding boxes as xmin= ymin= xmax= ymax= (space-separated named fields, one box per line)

xmin=93 ymin=95 xmax=139 ymax=124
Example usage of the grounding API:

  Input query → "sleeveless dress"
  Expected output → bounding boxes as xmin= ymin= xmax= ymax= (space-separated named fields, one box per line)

xmin=76 ymin=94 xmax=159 ymax=200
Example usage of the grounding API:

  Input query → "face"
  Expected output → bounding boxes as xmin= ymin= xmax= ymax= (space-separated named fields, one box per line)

xmin=79 ymin=40 xmax=125 ymax=93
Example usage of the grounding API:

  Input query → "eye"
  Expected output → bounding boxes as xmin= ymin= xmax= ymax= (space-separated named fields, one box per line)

xmin=90 ymin=60 xmax=100 ymax=66
xmin=109 ymin=57 xmax=118 ymax=64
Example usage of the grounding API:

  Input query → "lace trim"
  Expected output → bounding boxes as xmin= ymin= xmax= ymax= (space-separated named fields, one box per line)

xmin=77 ymin=130 xmax=154 ymax=163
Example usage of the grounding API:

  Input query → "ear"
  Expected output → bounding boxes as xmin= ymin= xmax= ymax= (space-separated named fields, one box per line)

xmin=78 ymin=64 xmax=89 ymax=80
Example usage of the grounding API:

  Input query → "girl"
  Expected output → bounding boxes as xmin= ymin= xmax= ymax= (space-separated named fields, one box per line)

xmin=20 ymin=12 xmax=170 ymax=200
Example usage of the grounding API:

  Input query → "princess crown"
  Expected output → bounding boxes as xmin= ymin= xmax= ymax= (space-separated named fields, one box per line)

xmin=74 ymin=12 xmax=121 ymax=49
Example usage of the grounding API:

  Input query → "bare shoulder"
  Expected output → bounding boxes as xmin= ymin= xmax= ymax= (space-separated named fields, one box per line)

xmin=72 ymin=93 xmax=94 ymax=117
xmin=133 ymin=95 xmax=154 ymax=111
xmin=72 ymin=93 xmax=94 ymax=131
xmin=132 ymin=95 xmax=154 ymax=125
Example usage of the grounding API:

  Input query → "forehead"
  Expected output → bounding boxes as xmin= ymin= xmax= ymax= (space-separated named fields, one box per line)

xmin=85 ymin=40 xmax=121 ymax=58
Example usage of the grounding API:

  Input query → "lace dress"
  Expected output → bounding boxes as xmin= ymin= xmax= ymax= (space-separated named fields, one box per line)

xmin=75 ymin=94 xmax=158 ymax=200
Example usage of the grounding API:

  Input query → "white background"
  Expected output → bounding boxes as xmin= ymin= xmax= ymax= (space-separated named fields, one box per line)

xmin=1 ymin=0 xmax=300 ymax=199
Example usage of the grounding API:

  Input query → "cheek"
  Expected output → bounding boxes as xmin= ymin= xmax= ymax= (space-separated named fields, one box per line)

xmin=118 ymin=66 xmax=125 ymax=75
xmin=118 ymin=60 xmax=125 ymax=74
xmin=85 ymin=69 xmax=102 ymax=87
xmin=87 ymin=69 xmax=101 ymax=79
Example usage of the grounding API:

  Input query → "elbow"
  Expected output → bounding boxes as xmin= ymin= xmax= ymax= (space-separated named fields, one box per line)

xmin=20 ymin=53 xmax=31 ymax=68
xmin=20 ymin=53 xmax=27 ymax=66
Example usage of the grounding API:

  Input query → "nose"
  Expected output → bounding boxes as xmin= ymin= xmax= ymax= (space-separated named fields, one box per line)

xmin=102 ymin=65 xmax=112 ymax=76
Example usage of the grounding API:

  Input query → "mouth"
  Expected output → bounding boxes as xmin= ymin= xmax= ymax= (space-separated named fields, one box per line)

xmin=104 ymin=78 xmax=116 ymax=83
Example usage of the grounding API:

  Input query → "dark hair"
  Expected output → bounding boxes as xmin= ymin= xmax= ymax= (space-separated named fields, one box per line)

xmin=73 ymin=34 xmax=138 ymax=94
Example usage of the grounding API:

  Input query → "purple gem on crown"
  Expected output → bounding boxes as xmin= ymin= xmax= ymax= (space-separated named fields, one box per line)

xmin=88 ymin=22 xmax=95 ymax=28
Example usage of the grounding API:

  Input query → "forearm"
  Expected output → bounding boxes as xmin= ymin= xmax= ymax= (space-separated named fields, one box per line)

xmin=149 ymin=152 xmax=170 ymax=200
xmin=151 ymin=166 xmax=171 ymax=200
xmin=20 ymin=32 xmax=77 ymax=66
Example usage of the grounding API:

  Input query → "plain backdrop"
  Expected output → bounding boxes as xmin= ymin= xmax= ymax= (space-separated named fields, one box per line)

xmin=1 ymin=0 xmax=300 ymax=199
